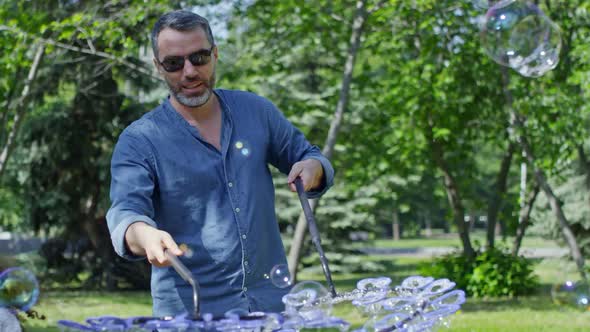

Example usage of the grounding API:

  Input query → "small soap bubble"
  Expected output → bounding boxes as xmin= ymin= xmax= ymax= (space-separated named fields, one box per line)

xmin=234 ymin=140 xmax=252 ymax=158
xmin=270 ymin=264 xmax=292 ymax=288
xmin=263 ymin=274 xmax=270 ymax=280
xmin=0 ymin=267 xmax=40 ymax=311
xmin=552 ymin=280 xmax=590 ymax=311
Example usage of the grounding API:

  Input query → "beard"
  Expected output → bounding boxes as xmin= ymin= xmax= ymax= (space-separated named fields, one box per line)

xmin=167 ymin=70 xmax=216 ymax=108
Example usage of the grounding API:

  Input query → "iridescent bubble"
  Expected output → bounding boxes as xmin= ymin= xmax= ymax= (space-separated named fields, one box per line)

xmin=551 ymin=280 xmax=590 ymax=311
xmin=352 ymin=291 xmax=387 ymax=317
xmin=0 ymin=267 xmax=39 ymax=311
xmin=234 ymin=140 xmax=252 ymax=157
xmin=356 ymin=277 xmax=392 ymax=293
xmin=400 ymin=276 xmax=434 ymax=290
xmin=270 ymin=264 xmax=292 ymax=288
xmin=373 ymin=312 xmax=409 ymax=332
xmin=480 ymin=0 xmax=561 ymax=77
xmin=282 ymin=280 xmax=333 ymax=321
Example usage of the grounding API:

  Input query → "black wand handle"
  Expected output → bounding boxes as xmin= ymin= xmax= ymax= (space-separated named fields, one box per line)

xmin=294 ymin=177 xmax=337 ymax=297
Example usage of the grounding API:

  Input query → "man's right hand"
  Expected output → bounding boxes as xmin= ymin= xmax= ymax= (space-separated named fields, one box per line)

xmin=124 ymin=222 xmax=184 ymax=267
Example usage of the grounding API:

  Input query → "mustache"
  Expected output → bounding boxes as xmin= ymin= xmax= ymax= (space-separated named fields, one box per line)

xmin=182 ymin=78 xmax=208 ymax=84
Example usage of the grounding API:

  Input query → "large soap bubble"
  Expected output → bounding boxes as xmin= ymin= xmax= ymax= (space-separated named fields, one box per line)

xmin=0 ymin=267 xmax=40 ymax=311
xmin=282 ymin=280 xmax=333 ymax=321
xmin=480 ymin=0 xmax=561 ymax=77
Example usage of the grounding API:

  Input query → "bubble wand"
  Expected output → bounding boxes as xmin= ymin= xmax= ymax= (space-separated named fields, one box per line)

xmin=294 ymin=177 xmax=337 ymax=297
xmin=164 ymin=249 xmax=200 ymax=319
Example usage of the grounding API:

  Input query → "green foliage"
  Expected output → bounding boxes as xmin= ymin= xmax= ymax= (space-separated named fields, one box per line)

xmin=0 ymin=0 xmax=211 ymax=286
xmin=0 ymin=187 xmax=22 ymax=230
xmin=531 ymin=172 xmax=590 ymax=256
xmin=419 ymin=247 xmax=540 ymax=297
xmin=1 ymin=0 xmax=590 ymax=282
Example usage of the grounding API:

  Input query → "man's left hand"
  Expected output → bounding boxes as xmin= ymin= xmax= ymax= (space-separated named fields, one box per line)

xmin=287 ymin=159 xmax=324 ymax=192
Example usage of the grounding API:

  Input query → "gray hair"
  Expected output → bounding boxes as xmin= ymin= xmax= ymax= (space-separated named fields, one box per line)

xmin=151 ymin=10 xmax=215 ymax=60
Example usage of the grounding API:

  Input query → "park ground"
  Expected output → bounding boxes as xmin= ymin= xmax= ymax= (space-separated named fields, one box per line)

xmin=14 ymin=233 xmax=590 ymax=331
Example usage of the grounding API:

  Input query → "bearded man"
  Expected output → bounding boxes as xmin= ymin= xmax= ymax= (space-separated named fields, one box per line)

xmin=106 ymin=10 xmax=334 ymax=318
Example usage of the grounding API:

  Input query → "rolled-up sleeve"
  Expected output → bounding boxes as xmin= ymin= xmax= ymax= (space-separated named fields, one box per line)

xmin=106 ymin=130 xmax=158 ymax=260
xmin=265 ymin=102 xmax=334 ymax=199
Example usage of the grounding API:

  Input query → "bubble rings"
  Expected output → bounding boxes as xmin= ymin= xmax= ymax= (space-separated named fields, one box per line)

xmin=0 ymin=267 xmax=40 ymax=311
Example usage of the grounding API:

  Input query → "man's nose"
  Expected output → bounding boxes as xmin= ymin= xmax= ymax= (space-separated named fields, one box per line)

xmin=183 ymin=59 xmax=201 ymax=76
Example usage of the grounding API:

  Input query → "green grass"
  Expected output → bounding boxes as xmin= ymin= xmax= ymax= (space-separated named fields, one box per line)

xmin=22 ymin=291 xmax=152 ymax=332
xmin=19 ymin=237 xmax=589 ymax=331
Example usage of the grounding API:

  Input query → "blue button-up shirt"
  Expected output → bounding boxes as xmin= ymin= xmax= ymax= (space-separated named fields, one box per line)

xmin=106 ymin=89 xmax=334 ymax=318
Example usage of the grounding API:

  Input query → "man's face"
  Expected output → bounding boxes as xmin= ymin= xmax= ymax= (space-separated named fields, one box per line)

xmin=155 ymin=28 xmax=217 ymax=108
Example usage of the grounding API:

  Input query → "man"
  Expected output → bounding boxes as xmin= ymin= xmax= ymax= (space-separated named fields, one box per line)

xmin=106 ymin=10 xmax=334 ymax=318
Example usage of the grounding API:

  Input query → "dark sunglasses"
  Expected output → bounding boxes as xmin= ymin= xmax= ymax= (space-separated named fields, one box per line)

xmin=158 ymin=46 xmax=214 ymax=72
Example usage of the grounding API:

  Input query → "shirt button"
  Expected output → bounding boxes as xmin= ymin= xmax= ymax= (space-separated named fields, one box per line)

xmin=244 ymin=261 xmax=249 ymax=266
xmin=235 ymin=208 xmax=240 ymax=213
xmin=228 ymin=182 xmax=233 ymax=188
xmin=242 ymin=234 xmax=247 ymax=240
xmin=243 ymin=287 xmax=248 ymax=292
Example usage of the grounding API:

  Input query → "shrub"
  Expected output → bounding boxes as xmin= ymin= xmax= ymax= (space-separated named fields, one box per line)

xmin=419 ymin=247 xmax=539 ymax=297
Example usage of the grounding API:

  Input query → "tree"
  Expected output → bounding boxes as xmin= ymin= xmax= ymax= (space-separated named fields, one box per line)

xmin=0 ymin=0 xmax=208 ymax=287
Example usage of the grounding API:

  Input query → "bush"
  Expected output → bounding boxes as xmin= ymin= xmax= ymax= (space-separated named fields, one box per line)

xmin=419 ymin=247 xmax=540 ymax=297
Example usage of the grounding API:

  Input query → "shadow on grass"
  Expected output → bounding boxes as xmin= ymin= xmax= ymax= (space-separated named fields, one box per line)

xmin=460 ymin=283 xmax=569 ymax=313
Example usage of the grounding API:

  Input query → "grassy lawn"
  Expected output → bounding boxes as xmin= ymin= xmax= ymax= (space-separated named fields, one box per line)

xmin=21 ymin=258 xmax=590 ymax=331
xmin=18 ymin=238 xmax=590 ymax=331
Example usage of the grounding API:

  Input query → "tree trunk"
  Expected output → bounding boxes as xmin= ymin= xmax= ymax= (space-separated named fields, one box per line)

xmin=287 ymin=0 xmax=371 ymax=281
xmin=81 ymin=181 xmax=103 ymax=250
xmin=512 ymin=185 xmax=540 ymax=256
xmin=0 ymin=44 xmax=45 ymax=178
xmin=469 ymin=213 xmax=476 ymax=232
xmin=494 ymin=221 xmax=502 ymax=237
xmin=518 ymin=154 xmax=528 ymax=226
xmin=577 ymin=145 xmax=590 ymax=205
xmin=0 ymin=67 xmax=23 ymax=140
xmin=392 ymin=208 xmax=400 ymax=241
xmin=424 ymin=211 xmax=432 ymax=238
xmin=523 ymin=138 xmax=586 ymax=280
xmin=501 ymin=67 xmax=586 ymax=281
xmin=427 ymin=124 xmax=475 ymax=258
xmin=439 ymin=166 xmax=475 ymax=258
xmin=486 ymin=141 xmax=515 ymax=249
